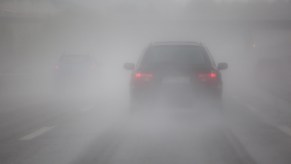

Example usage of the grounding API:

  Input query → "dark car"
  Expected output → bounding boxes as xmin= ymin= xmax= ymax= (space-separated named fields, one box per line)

xmin=124 ymin=42 xmax=228 ymax=109
xmin=54 ymin=54 xmax=98 ymax=95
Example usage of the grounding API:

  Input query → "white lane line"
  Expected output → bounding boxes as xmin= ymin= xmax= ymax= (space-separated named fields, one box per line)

xmin=244 ymin=104 xmax=291 ymax=137
xmin=234 ymin=98 xmax=291 ymax=138
xmin=277 ymin=126 xmax=291 ymax=137
xmin=19 ymin=126 xmax=55 ymax=141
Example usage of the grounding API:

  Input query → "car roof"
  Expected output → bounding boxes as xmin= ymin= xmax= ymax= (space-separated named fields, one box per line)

xmin=150 ymin=41 xmax=203 ymax=47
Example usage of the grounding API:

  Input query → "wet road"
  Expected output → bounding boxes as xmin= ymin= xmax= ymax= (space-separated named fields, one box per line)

xmin=0 ymin=87 xmax=291 ymax=164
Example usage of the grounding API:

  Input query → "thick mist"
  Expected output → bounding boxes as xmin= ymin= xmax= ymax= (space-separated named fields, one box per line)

xmin=1 ymin=1 xmax=290 ymax=100
xmin=1 ymin=1 xmax=291 ymax=164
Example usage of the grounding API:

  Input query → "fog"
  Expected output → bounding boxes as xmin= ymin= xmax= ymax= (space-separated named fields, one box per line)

xmin=1 ymin=1 xmax=291 ymax=164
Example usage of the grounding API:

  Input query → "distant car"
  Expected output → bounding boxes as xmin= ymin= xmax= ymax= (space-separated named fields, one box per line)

xmin=54 ymin=54 xmax=97 ymax=94
xmin=124 ymin=42 xmax=228 ymax=109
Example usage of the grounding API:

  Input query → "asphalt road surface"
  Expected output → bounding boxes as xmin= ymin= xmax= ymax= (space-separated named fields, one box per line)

xmin=1 ymin=87 xmax=291 ymax=164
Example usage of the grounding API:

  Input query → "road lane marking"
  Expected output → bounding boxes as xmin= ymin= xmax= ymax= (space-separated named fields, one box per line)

xmin=243 ymin=104 xmax=291 ymax=137
xmin=278 ymin=126 xmax=291 ymax=137
xmin=19 ymin=126 xmax=55 ymax=141
xmin=233 ymin=96 xmax=291 ymax=138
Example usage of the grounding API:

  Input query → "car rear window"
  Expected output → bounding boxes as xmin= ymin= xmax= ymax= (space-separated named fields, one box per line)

xmin=142 ymin=45 xmax=208 ymax=67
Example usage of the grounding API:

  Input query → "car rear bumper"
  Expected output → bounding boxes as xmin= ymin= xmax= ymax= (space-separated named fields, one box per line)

xmin=130 ymin=84 xmax=222 ymax=104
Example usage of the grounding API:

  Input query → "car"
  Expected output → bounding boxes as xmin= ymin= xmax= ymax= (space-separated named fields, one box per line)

xmin=54 ymin=54 xmax=98 ymax=95
xmin=124 ymin=41 xmax=228 ymax=109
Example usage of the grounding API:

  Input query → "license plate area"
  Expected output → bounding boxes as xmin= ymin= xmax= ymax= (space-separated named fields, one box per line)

xmin=162 ymin=76 xmax=191 ymax=85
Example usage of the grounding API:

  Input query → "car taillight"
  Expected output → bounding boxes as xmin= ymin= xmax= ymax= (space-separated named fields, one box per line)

xmin=134 ymin=72 xmax=153 ymax=81
xmin=197 ymin=72 xmax=217 ymax=82
xmin=209 ymin=72 xmax=217 ymax=78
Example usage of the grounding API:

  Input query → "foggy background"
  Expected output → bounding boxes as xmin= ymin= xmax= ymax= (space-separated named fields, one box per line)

xmin=1 ymin=1 xmax=291 ymax=164
xmin=1 ymin=0 xmax=291 ymax=100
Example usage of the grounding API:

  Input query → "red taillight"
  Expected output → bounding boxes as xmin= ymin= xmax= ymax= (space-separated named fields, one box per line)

xmin=134 ymin=72 xmax=153 ymax=80
xmin=198 ymin=72 xmax=217 ymax=82
xmin=209 ymin=72 xmax=217 ymax=78
xmin=135 ymin=73 xmax=142 ymax=78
